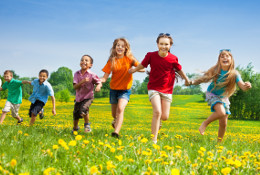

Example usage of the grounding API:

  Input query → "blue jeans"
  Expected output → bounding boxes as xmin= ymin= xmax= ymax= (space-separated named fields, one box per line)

xmin=109 ymin=89 xmax=131 ymax=104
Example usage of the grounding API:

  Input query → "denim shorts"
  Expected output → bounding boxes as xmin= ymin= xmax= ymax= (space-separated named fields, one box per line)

xmin=110 ymin=89 xmax=131 ymax=104
xmin=206 ymin=92 xmax=231 ymax=115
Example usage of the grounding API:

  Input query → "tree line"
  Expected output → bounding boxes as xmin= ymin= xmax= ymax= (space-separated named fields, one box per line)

xmin=0 ymin=64 xmax=259 ymax=120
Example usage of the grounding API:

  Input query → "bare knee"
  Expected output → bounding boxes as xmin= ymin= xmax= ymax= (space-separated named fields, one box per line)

xmin=153 ymin=110 xmax=162 ymax=119
xmin=161 ymin=114 xmax=169 ymax=121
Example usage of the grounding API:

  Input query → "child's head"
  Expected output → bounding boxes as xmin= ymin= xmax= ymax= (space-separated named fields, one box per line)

xmin=3 ymin=70 xmax=13 ymax=82
xmin=110 ymin=38 xmax=131 ymax=58
xmin=80 ymin=55 xmax=93 ymax=70
xmin=217 ymin=50 xmax=234 ymax=71
xmin=156 ymin=33 xmax=173 ymax=51
xmin=39 ymin=69 xmax=49 ymax=84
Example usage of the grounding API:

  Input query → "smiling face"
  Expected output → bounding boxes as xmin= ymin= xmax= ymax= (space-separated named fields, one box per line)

xmin=80 ymin=55 xmax=93 ymax=71
xmin=219 ymin=51 xmax=233 ymax=71
xmin=157 ymin=37 xmax=172 ymax=57
xmin=39 ymin=72 xmax=48 ymax=84
xmin=115 ymin=40 xmax=126 ymax=58
xmin=4 ymin=72 xmax=13 ymax=82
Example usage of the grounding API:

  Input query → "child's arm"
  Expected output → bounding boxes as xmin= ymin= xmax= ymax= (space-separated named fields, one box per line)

xmin=22 ymin=80 xmax=31 ymax=85
xmin=100 ymin=73 xmax=110 ymax=83
xmin=129 ymin=64 xmax=145 ymax=74
xmin=237 ymin=81 xmax=252 ymax=91
xmin=73 ymin=77 xmax=90 ymax=90
xmin=50 ymin=96 xmax=56 ymax=116
xmin=177 ymin=70 xmax=191 ymax=86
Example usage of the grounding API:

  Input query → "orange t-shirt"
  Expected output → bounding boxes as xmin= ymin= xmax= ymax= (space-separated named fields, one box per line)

xmin=102 ymin=56 xmax=139 ymax=90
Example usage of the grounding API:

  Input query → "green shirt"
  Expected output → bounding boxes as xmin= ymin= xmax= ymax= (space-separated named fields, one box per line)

xmin=2 ymin=79 xmax=23 ymax=104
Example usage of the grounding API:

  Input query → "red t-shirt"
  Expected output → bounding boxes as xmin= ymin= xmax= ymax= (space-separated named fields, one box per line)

xmin=141 ymin=51 xmax=182 ymax=94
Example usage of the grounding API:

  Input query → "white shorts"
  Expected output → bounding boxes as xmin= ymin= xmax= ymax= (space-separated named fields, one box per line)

xmin=148 ymin=90 xmax=172 ymax=102
xmin=2 ymin=101 xmax=21 ymax=118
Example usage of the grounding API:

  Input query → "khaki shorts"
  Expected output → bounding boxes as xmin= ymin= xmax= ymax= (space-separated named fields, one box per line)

xmin=2 ymin=101 xmax=21 ymax=118
xmin=148 ymin=90 xmax=172 ymax=102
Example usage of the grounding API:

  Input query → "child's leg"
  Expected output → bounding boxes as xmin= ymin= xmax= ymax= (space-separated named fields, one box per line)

xmin=160 ymin=99 xmax=171 ymax=121
xmin=199 ymin=103 xmax=226 ymax=135
xmin=150 ymin=95 xmax=162 ymax=142
xmin=83 ymin=113 xmax=89 ymax=124
xmin=218 ymin=115 xmax=228 ymax=142
xmin=111 ymin=104 xmax=117 ymax=128
xmin=73 ymin=119 xmax=79 ymax=130
xmin=30 ymin=113 xmax=37 ymax=126
xmin=114 ymin=98 xmax=128 ymax=134
xmin=0 ymin=112 xmax=8 ymax=124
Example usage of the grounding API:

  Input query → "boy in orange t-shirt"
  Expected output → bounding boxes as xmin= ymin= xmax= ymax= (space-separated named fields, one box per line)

xmin=101 ymin=38 xmax=144 ymax=138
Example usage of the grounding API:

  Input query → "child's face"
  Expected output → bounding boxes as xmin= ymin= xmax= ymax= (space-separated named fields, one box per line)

xmin=4 ymin=73 xmax=12 ymax=82
xmin=39 ymin=72 xmax=48 ymax=84
xmin=157 ymin=38 xmax=171 ymax=55
xmin=115 ymin=40 xmax=126 ymax=58
xmin=219 ymin=53 xmax=232 ymax=70
xmin=80 ymin=56 xmax=92 ymax=70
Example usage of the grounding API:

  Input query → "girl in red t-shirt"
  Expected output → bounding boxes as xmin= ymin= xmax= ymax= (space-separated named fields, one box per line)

xmin=129 ymin=33 xmax=190 ymax=143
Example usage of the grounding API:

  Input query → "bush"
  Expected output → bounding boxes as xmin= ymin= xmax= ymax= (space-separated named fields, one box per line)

xmin=55 ymin=89 xmax=71 ymax=103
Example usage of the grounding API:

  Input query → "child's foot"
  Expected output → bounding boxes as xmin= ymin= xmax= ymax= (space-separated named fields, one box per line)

xmin=84 ymin=123 xmax=91 ymax=133
xmin=111 ymin=132 xmax=119 ymax=138
xmin=17 ymin=118 xmax=23 ymax=124
xmin=199 ymin=122 xmax=206 ymax=135
xmin=39 ymin=109 xmax=44 ymax=119
xmin=152 ymin=139 xmax=157 ymax=144
xmin=111 ymin=118 xmax=116 ymax=128
xmin=71 ymin=126 xmax=80 ymax=134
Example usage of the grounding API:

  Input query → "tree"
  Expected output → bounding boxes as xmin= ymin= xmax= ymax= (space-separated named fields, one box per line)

xmin=55 ymin=89 xmax=71 ymax=102
xmin=49 ymin=67 xmax=74 ymax=93
xmin=95 ymin=78 xmax=111 ymax=98
xmin=229 ymin=63 xmax=260 ymax=120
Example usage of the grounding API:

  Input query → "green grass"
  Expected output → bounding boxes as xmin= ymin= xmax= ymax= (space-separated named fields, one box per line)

xmin=0 ymin=95 xmax=259 ymax=174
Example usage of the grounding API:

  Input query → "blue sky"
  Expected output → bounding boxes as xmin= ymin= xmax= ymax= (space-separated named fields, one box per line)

xmin=0 ymin=0 xmax=259 ymax=88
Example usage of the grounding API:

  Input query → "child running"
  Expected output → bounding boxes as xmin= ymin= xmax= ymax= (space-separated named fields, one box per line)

xmin=28 ymin=69 xmax=56 ymax=126
xmin=189 ymin=49 xmax=252 ymax=142
xmin=0 ymin=70 xmax=29 ymax=124
xmin=73 ymin=55 xmax=102 ymax=133
xmin=101 ymin=37 xmax=144 ymax=138
xmin=129 ymin=33 xmax=190 ymax=143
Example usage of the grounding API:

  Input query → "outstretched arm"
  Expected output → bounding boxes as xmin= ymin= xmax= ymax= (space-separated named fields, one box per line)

xmin=237 ymin=81 xmax=252 ymax=91
xmin=22 ymin=80 xmax=31 ymax=85
xmin=177 ymin=69 xmax=191 ymax=86
xmin=129 ymin=64 xmax=145 ymax=74
xmin=51 ymin=96 xmax=56 ymax=116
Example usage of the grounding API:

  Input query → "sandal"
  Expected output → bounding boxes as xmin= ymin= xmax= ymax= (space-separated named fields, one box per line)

xmin=111 ymin=132 xmax=119 ymax=138
xmin=84 ymin=123 xmax=91 ymax=133
xmin=71 ymin=126 xmax=80 ymax=134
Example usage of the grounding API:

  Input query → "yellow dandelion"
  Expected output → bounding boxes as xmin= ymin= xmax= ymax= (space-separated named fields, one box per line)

xmin=68 ymin=140 xmax=77 ymax=146
xmin=90 ymin=166 xmax=100 ymax=174
xmin=221 ymin=167 xmax=231 ymax=175
xmin=115 ymin=155 xmax=123 ymax=162
xmin=110 ymin=148 xmax=115 ymax=153
xmin=53 ymin=145 xmax=59 ymax=150
xmin=10 ymin=159 xmax=17 ymax=167
xmin=171 ymin=168 xmax=180 ymax=175
xmin=75 ymin=135 xmax=82 ymax=141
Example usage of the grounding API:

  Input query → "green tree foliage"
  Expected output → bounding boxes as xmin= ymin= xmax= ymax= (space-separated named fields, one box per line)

xmin=230 ymin=63 xmax=260 ymax=120
xmin=55 ymin=89 xmax=71 ymax=102
xmin=49 ymin=67 xmax=74 ymax=93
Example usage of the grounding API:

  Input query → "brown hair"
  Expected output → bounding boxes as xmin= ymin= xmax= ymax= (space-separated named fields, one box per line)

xmin=193 ymin=50 xmax=237 ymax=97
xmin=108 ymin=38 xmax=137 ymax=70
xmin=156 ymin=34 xmax=173 ymax=46
xmin=4 ymin=70 xmax=13 ymax=76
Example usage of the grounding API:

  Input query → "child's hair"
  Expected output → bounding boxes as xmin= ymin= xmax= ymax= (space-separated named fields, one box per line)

xmin=81 ymin=55 xmax=93 ymax=69
xmin=156 ymin=33 xmax=174 ymax=46
xmin=193 ymin=50 xmax=237 ymax=97
xmin=39 ymin=69 xmax=49 ymax=77
xmin=108 ymin=38 xmax=138 ymax=70
xmin=4 ymin=70 xmax=13 ymax=76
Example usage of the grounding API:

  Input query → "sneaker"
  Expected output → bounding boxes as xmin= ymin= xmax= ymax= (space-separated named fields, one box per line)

xmin=84 ymin=123 xmax=91 ymax=133
xmin=39 ymin=109 xmax=44 ymax=119
xmin=111 ymin=132 xmax=119 ymax=138
xmin=71 ymin=126 xmax=80 ymax=134
xmin=17 ymin=118 xmax=23 ymax=124
xmin=111 ymin=118 xmax=116 ymax=128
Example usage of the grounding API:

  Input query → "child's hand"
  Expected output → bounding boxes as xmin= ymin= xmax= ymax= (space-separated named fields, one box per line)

xmin=95 ymin=85 xmax=101 ymax=92
xmin=100 ymin=78 xmax=106 ymax=83
xmin=83 ymin=77 xmax=90 ymax=83
xmin=185 ymin=80 xmax=191 ymax=86
xmin=244 ymin=81 xmax=252 ymax=90
xmin=52 ymin=109 xmax=56 ymax=116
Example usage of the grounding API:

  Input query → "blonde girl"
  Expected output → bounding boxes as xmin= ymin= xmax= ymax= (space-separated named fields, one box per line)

xmin=129 ymin=33 xmax=190 ymax=143
xmin=101 ymin=38 xmax=144 ymax=138
xmin=190 ymin=49 xmax=251 ymax=142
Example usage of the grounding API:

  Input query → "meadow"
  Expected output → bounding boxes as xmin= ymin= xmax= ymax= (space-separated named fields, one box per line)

xmin=0 ymin=95 xmax=259 ymax=175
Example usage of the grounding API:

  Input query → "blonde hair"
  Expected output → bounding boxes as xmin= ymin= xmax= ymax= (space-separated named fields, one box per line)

xmin=108 ymin=38 xmax=137 ymax=70
xmin=193 ymin=50 xmax=237 ymax=97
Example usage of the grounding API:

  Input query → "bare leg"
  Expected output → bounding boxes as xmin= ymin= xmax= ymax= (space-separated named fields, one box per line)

xmin=83 ymin=113 xmax=89 ymax=124
xmin=199 ymin=103 xmax=226 ymax=135
xmin=150 ymin=95 xmax=162 ymax=143
xmin=0 ymin=112 xmax=8 ymax=124
xmin=14 ymin=115 xmax=22 ymax=122
xmin=30 ymin=113 xmax=37 ymax=126
xmin=218 ymin=115 xmax=228 ymax=142
xmin=161 ymin=99 xmax=171 ymax=121
xmin=114 ymin=99 xmax=128 ymax=134
xmin=73 ymin=119 xmax=79 ymax=130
